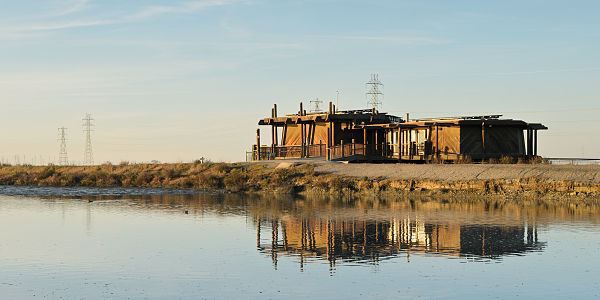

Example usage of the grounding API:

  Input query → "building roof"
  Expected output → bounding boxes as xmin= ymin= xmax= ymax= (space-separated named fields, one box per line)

xmin=353 ymin=115 xmax=548 ymax=130
xmin=258 ymin=109 xmax=402 ymax=126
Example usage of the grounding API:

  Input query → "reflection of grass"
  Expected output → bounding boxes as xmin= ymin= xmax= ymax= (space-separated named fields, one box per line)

xmin=0 ymin=162 xmax=599 ymax=202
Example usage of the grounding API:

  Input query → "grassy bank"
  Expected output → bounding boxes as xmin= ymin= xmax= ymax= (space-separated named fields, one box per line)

xmin=1 ymin=162 xmax=600 ymax=203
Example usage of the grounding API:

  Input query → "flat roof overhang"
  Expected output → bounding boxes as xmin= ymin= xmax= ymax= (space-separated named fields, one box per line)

xmin=258 ymin=113 xmax=396 ymax=126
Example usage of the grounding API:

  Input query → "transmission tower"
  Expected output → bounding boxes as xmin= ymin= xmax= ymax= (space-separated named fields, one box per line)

xmin=366 ymin=74 xmax=383 ymax=110
xmin=310 ymin=98 xmax=323 ymax=113
xmin=58 ymin=127 xmax=68 ymax=165
xmin=82 ymin=113 xmax=94 ymax=165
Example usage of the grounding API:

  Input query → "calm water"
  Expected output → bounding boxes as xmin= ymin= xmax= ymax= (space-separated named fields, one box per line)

xmin=0 ymin=186 xmax=599 ymax=299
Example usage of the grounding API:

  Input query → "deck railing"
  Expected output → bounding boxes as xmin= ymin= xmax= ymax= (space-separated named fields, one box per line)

xmin=250 ymin=144 xmax=326 ymax=161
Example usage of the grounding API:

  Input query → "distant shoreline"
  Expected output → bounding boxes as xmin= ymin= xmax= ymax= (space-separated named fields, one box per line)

xmin=0 ymin=161 xmax=599 ymax=203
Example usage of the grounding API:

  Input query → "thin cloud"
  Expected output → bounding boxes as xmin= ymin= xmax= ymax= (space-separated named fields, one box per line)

xmin=8 ymin=0 xmax=238 ymax=32
xmin=489 ymin=67 xmax=600 ymax=76
xmin=317 ymin=35 xmax=451 ymax=45
xmin=53 ymin=0 xmax=91 ymax=17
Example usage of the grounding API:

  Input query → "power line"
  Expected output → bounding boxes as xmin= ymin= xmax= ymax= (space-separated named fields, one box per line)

xmin=83 ymin=113 xmax=94 ymax=166
xmin=58 ymin=127 xmax=68 ymax=166
xmin=366 ymin=74 xmax=383 ymax=110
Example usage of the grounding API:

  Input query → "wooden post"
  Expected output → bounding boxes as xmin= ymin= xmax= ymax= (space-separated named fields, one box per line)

xmin=400 ymin=129 xmax=403 ymax=157
xmin=352 ymin=139 xmax=356 ymax=155
xmin=274 ymin=104 xmax=278 ymax=147
xmin=482 ymin=122 xmax=486 ymax=159
xmin=306 ymin=123 xmax=312 ymax=158
xmin=319 ymin=140 xmax=322 ymax=157
xmin=341 ymin=140 xmax=345 ymax=157
xmin=534 ymin=130 xmax=538 ymax=156
xmin=256 ymin=128 xmax=261 ymax=161
xmin=329 ymin=102 xmax=332 ymax=114
xmin=436 ymin=125 xmax=439 ymax=159
xmin=525 ymin=128 xmax=531 ymax=156
xmin=408 ymin=130 xmax=412 ymax=159
xmin=375 ymin=130 xmax=378 ymax=155
xmin=271 ymin=108 xmax=275 ymax=156
xmin=301 ymin=122 xmax=305 ymax=158
xmin=327 ymin=127 xmax=331 ymax=160
xmin=363 ymin=128 xmax=367 ymax=156
xmin=396 ymin=128 xmax=400 ymax=159
xmin=331 ymin=121 xmax=336 ymax=149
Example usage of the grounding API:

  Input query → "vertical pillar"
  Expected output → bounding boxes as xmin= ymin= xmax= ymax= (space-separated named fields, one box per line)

xmin=408 ymin=130 xmax=412 ymax=159
xmin=396 ymin=128 xmax=401 ymax=159
xmin=534 ymin=130 xmax=538 ymax=156
xmin=327 ymin=126 xmax=331 ymax=160
xmin=352 ymin=139 xmax=356 ymax=155
xmin=319 ymin=140 xmax=323 ymax=157
xmin=301 ymin=122 xmax=305 ymax=158
xmin=331 ymin=121 xmax=336 ymax=149
xmin=271 ymin=108 xmax=275 ymax=156
xmin=273 ymin=104 xmax=278 ymax=146
xmin=436 ymin=125 xmax=439 ymax=159
xmin=256 ymin=128 xmax=261 ymax=161
xmin=341 ymin=140 xmax=345 ymax=157
xmin=525 ymin=128 xmax=531 ymax=156
xmin=363 ymin=128 xmax=367 ymax=156
xmin=299 ymin=102 xmax=304 ymax=158
xmin=481 ymin=122 xmax=486 ymax=159
xmin=375 ymin=130 xmax=378 ymax=155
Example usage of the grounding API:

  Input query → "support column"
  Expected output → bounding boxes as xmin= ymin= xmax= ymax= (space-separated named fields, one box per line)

xmin=327 ymin=124 xmax=331 ymax=160
xmin=482 ymin=122 xmax=486 ymax=159
xmin=300 ymin=102 xmax=304 ymax=158
xmin=526 ymin=129 xmax=531 ymax=156
xmin=256 ymin=128 xmax=261 ymax=161
xmin=436 ymin=125 xmax=439 ymax=159
xmin=375 ymin=130 xmax=378 ymax=155
xmin=396 ymin=128 xmax=400 ymax=159
xmin=363 ymin=128 xmax=367 ymax=156
xmin=274 ymin=104 xmax=278 ymax=146
xmin=534 ymin=130 xmax=538 ymax=156
xmin=271 ymin=108 xmax=275 ymax=155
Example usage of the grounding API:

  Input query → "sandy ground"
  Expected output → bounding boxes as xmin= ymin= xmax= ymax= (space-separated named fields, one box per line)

xmin=247 ymin=158 xmax=600 ymax=183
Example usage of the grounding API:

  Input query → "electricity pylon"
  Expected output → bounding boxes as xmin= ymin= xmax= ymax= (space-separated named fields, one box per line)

xmin=366 ymin=74 xmax=383 ymax=110
xmin=58 ymin=127 xmax=68 ymax=165
xmin=82 ymin=113 xmax=94 ymax=165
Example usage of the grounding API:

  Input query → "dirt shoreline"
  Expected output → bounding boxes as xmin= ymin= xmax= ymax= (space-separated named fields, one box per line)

xmin=1 ymin=161 xmax=599 ymax=203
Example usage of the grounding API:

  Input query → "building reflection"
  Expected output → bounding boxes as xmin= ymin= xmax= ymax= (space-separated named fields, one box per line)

xmin=255 ymin=216 xmax=543 ymax=269
xmin=34 ymin=190 xmax=600 ymax=269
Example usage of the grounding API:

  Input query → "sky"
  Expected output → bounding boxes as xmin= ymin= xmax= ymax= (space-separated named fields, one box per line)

xmin=0 ymin=0 xmax=599 ymax=163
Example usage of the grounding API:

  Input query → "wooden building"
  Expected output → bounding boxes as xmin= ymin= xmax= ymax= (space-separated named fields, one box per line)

xmin=253 ymin=102 xmax=547 ymax=162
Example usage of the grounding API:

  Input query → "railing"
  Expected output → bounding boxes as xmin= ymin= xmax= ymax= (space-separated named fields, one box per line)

xmin=547 ymin=158 xmax=600 ymax=165
xmin=250 ymin=144 xmax=326 ymax=161
xmin=329 ymin=142 xmax=396 ymax=160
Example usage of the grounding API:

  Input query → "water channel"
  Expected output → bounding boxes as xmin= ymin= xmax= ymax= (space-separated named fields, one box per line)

xmin=0 ymin=186 xmax=599 ymax=299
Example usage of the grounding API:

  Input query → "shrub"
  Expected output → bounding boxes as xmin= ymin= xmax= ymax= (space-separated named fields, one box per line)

xmin=456 ymin=155 xmax=472 ymax=164
xmin=223 ymin=170 xmax=249 ymax=191
xmin=499 ymin=156 xmax=515 ymax=164
xmin=198 ymin=174 xmax=222 ymax=189
xmin=38 ymin=166 xmax=56 ymax=180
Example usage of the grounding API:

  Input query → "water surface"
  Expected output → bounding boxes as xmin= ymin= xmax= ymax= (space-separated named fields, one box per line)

xmin=0 ymin=186 xmax=599 ymax=299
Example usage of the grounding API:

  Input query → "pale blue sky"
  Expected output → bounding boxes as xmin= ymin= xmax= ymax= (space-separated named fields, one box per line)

xmin=1 ymin=0 xmax=599 ymax=163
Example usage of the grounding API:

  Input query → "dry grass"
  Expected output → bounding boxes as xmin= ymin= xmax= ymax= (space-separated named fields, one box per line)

xmin=0 ymin=161 xmax=598 ymax=203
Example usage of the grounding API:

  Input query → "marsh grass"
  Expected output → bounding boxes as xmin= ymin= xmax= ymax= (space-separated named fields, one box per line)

xmin=0 ymin=161 xmax=598 ymax=203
